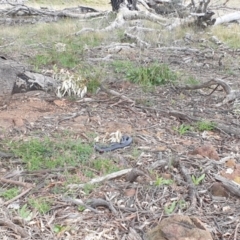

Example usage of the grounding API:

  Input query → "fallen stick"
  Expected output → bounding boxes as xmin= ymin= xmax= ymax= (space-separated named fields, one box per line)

xmin=3 ymin=187 xmax=33 ymax=206
xmin=68 ymin=168 xmax=132 ymax=189
xmin=0 ymin=178 xmax=32 ymax=188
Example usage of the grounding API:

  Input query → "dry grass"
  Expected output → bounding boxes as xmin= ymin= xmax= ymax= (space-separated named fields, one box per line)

xmin=212 ymin=24 xmax=240 ymax=48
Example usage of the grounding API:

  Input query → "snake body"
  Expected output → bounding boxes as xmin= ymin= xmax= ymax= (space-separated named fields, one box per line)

xmin=94 ymin=136 xmax=133 ymax=153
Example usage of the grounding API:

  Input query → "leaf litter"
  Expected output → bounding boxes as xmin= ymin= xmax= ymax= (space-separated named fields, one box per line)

xmin=1 ymin=9 xmax=240 ymax=240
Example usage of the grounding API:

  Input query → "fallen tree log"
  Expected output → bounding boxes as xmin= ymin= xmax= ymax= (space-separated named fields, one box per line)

xmin=215 ymin=11 xmax=240 ymax=25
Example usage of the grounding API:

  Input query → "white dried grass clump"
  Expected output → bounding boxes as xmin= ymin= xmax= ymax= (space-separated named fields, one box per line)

xmin=94 ymin=130 xmax=122 ymax=143
xmin=51 ymin=67 xmax=87 ymax=98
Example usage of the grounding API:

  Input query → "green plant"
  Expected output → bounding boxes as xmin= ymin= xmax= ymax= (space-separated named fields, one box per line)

xmin=185 ymin=76 xmax=200 ymax=85
xmin=164 ymin=201 xmax=177 ymax=215
xmin=86 ymin=78 xmax=101 ymax=93
xmin=126 ymin=63 xmax=177 ymax=86
xmin=53 ymin=225 xmax=69 ymax=234
xmin=83 ymin=183 xmax=96 ymax=195
xmin=195 ymin=120 xmax=216 ymax=131
xmin=136 ymin=98 xmax=154 ymax=107
xmin=112 ymin=60 xmax=134 ymax=74
xmin=33 ymin=54 xmax=51 ymax=70
xmin=78 ymin=205 xmax=86 ymax=212
xmin=155 ymin=176 xmax=173 ymax=186
xmin=18 ymin=204 xmax=32 ymax=221
xmin=191 ymin=173 xmax=205 ymax=185
xmin=92 ymin=159 xmax=119 ymax=174
xmin=178 ymin=199 xmax=187 ymax=210
xmin=131 ymin=147 xmax=141 ymax=158
xmin=212 ymin=25 xmax=240 ymax=49
xmin=29 ymin=197 xmax=51 ymax=214
xmin=0 ymin=187 xmax=19 ymax=200
xmin=8 ymin=137 xmax=93 ymax=170
xmin=174 ymin=124 xmax=192 ymax=135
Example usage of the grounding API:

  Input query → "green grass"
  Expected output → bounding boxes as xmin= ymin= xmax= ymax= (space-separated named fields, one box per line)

xmin=31 ymin=33 xmax=104 ymax=69
xmin=112 ymin=61 xmax=177 ymax=87
xmin=8 ymin=137 xmax=93 ymax=170
xmin=195 ymin=120 xmax=216 ymax=131
xmin=91 ymin=159 xmax=120 ymax=174
xmin=29 ymin=197 xmax=52 ymax=214
xmin=184 ymin=76 xmax=200 ymax=85
xmin=18 ymin=204 xmax=32 ymax=221
xmin=127 ymin=64 xmax=176 ymax=86
xmin=0 ymin=187 xmax=19 ymax=200
xmin=174 ymin=124 xmax=192 ymax=135
xmin=164 ymin=201 xmax=177 ymax=215
xmin=212 ymin=24 xmax=240 ymax=49
xmin=155 ymin=176 xmax=173 ymax=186
xmin=83 ymin=183 xmax=96 ymax=195
xmin=191 ymin=174 xmax=205 ymax=186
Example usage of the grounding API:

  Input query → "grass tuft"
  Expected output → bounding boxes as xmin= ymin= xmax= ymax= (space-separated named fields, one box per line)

xmin=112 ymin=61 xmax=177 ymax=87
xmin=8 ymin=138 xmax=93 ymax=170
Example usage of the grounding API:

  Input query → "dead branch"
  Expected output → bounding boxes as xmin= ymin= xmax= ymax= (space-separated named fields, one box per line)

xmin=0 ymin=219 xmax=29 ymax=238
xmin=175 ymin=159 xmax=197 ymax=210
xmin=75 ymin=6 xmax=167 ymax=35
xmin=124 ymin=31 xmax=151 ymax=48
xmin=3 ymin=187 xmax=33 ymax=206
xmin=100 ymin=84 xmax=135 ymax=103
xmin=179 ymin=78 xmax=240 ymax=106
xmin=0 ymin=177 xmax=32 ymax=187
xmin=0 ymin=4 xmax=103 ymax=19
xmin=214 ymin=174 xmax=240 ymax=197
xmin=215 ymin=11 xmax=240 ymax=25
xmin=179 ymin=78 xmax=231 ymax=95
xmin=67 ymin=168 xmax=133 ymax=189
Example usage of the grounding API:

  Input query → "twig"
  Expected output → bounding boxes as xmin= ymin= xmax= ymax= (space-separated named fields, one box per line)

xmin=234 ymin=222 xmax=240 ymax=240
xmin=58 ymin=111 xmax=83 ymax=123
xmin=3 ymin=187 xmax=33 ymax=206
xmin=0 ymin=178 xmax=32 ymax=188
xmin=179 ymin=78 xmax=231 ymax=95
xmin=0 ymin=219 xmax=29 ymax=238
xmin=214 ymin=174 xmax=240 ymax=197
xmin=68 ymin=168 xmax=132 ymax=189
xmin=100 ymin=84 xmax=135 ymax=103
xmin=175 ymin=159 xmax=197 ymax=210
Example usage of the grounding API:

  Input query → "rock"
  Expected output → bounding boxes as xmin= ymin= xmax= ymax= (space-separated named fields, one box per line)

xmin=189 ymin=145 xmax=219 ymax=160
xmin=210 ymin=182 xmax=228 ymax=197
xmin=0 ymin=56 xmax=57 ymax=106
xmin=145 ymin=215 xmax=213 ymax=240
